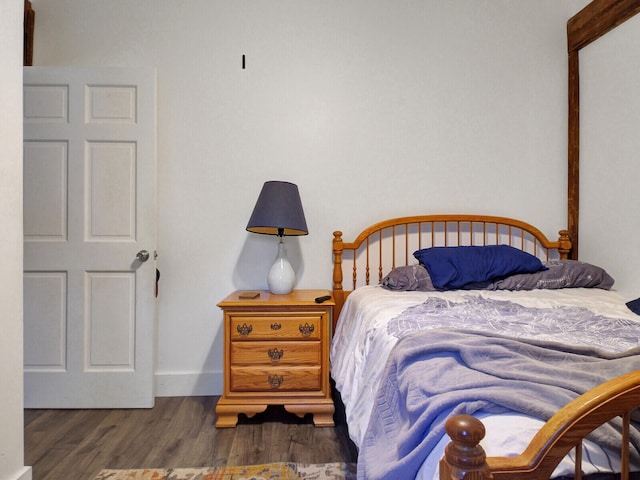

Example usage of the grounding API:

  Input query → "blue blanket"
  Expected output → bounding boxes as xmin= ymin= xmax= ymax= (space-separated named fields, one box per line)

xmin=357 ymin=329 xmax=640 ymax=480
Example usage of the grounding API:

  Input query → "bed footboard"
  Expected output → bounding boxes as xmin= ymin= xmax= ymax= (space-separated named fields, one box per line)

xmin=440 ymin=370 xmax=640 ymax=480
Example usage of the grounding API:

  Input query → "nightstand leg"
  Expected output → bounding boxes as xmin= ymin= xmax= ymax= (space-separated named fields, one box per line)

xmin=284 ymin=402 xmax=335 ymax=427
xmin=215 ymin=402 xmax=268 ymax=428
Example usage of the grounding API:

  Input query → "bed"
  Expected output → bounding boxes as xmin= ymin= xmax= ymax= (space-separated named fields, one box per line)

xmin=329 ymin=214 xmax=640 ymax=480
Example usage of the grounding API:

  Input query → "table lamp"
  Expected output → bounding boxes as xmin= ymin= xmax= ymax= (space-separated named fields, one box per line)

xmin=246 ymin=181 xmax=308 ymax=294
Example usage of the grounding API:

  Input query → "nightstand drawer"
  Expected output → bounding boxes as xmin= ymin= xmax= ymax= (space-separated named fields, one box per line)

xmin=230 ymin=315 xmax=322 ymax=340
xmin=230 ymin=366 xmax=321 ymax=392
xmin=231 ymin=341 xmax=321 ymax=365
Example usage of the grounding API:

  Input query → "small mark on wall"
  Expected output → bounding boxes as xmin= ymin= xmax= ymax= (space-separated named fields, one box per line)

xmin=242 ymin=55 xmax=245 ymax=69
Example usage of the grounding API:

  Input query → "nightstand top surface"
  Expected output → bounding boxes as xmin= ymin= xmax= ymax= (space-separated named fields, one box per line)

xmin=218 ymin=289 xmax=334 ymax=307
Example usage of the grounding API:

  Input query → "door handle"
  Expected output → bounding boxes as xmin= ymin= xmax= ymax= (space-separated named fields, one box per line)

xmin=136 ymin=250 xmax=150 ymax=262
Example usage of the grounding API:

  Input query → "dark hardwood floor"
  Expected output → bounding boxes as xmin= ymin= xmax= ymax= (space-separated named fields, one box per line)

xmin=25 ymin=396 xmax=358 ymax=480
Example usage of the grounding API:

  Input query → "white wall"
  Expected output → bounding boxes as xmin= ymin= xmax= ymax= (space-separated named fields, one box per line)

xmin=0 ymin=0 xmax=31 ymax=478
xmin=29 ymin=0 xmax=598 ymax=396
xmin=580 ymin=14 xmax=640 ymax=301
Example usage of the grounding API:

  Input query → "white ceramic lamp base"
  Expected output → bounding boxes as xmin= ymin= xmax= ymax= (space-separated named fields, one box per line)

xmin=268 ymin=238 xmax=295 ymax=294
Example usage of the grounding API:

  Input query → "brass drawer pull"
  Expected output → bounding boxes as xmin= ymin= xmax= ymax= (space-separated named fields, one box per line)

xmin=270 ymin=322 xmax=282 ymax=330
xmin=268 ymin=375 xmax=284 ymax=388
xmin=236 ymin=323 xmax=253 ymax=336
xmin=299 ymin=322 xmax=315 ymax=336
xmin=268 ymin=348 xmax=284 ymax=361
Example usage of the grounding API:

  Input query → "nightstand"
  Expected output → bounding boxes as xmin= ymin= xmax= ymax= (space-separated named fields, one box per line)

xmin=215 ymin=289 xmax=335 ymax=427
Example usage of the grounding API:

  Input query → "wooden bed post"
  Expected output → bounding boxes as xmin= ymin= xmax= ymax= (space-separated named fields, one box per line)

xmin=440 ymin=415 xmax=493 ymax=480
xmin=557 ymin=230 xmax=572 ymax=260
xmin=332 ymin=231 xmax=345 ymax=328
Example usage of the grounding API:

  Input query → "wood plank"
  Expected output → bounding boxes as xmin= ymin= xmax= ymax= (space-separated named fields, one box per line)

xmin=25 ymin=409 xmax=107 ymax=476
xmin=567 ymin=0 xmax=640 ymax=53
xmin=25 ymin=396 xmax=357 ymax=480
xmin=568 ymin=50 xmax=580 ymax=259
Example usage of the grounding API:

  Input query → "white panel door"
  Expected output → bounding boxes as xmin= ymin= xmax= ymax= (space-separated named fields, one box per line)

xmin=23 ymin=67 xmax=157 ymax=408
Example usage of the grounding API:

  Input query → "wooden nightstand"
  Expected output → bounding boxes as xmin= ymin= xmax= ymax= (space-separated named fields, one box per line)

xmin=215 ymin=289 xmax=335 ymax=427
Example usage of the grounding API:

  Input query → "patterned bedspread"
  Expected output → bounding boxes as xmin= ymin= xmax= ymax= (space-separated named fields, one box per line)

xmin=387 ymin=295 xmax=640 ymax=352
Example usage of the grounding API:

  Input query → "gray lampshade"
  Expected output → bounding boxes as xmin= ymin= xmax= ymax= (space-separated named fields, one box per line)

xmin=246 ymin=181 xmax=308 ymax=236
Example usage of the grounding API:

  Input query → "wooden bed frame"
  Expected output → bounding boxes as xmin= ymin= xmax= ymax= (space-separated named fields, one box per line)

xmin=440 ymin=369 xmax=640 ymax=480
xmin=331 ymin=213 xmax=639 ymax=479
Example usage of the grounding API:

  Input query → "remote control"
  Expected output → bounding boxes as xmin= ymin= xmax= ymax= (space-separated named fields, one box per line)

xmin=314 ymin=295 xmax=332 ymax=303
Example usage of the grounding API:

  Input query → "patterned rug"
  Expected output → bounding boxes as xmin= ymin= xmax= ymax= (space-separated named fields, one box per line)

xmin=93 ymin=462 xmax=356 ymax=480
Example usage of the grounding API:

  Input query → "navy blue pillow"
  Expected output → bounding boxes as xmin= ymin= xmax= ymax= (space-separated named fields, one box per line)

xmin=627 ymin=298 xmax=640 ymax=316
xmin=413 ymin=245 xmax=546 ymax=290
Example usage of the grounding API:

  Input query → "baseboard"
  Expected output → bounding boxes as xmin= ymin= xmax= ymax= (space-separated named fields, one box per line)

xmin=11 ymin=467 xmax=32 ymax=480
xmin=154 ymin=371 xmax=223 ymax=397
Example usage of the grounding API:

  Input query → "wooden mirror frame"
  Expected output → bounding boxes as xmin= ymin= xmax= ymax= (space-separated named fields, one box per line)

xmin=567 ymin=0 xmax=640 ymax=259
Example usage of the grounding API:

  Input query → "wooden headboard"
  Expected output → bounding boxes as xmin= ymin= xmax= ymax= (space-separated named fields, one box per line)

xmin=567 ymin=0 xmax=640 ymax=258
xmin=331 ymin=214 xmax=571 ymax=319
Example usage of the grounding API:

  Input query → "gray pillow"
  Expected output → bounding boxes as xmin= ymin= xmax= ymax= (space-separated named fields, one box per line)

xmin=491 ymin=260 xmax=614 ymax=291
xmin=381 ymin=260 xmax=614 ymax=292
xmin=381 ymin=264 xmax=436 ymax=291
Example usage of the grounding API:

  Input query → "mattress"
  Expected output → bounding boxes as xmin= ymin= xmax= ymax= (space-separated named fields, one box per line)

xmin=330 ymin=285 xmax=640 ymax=479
